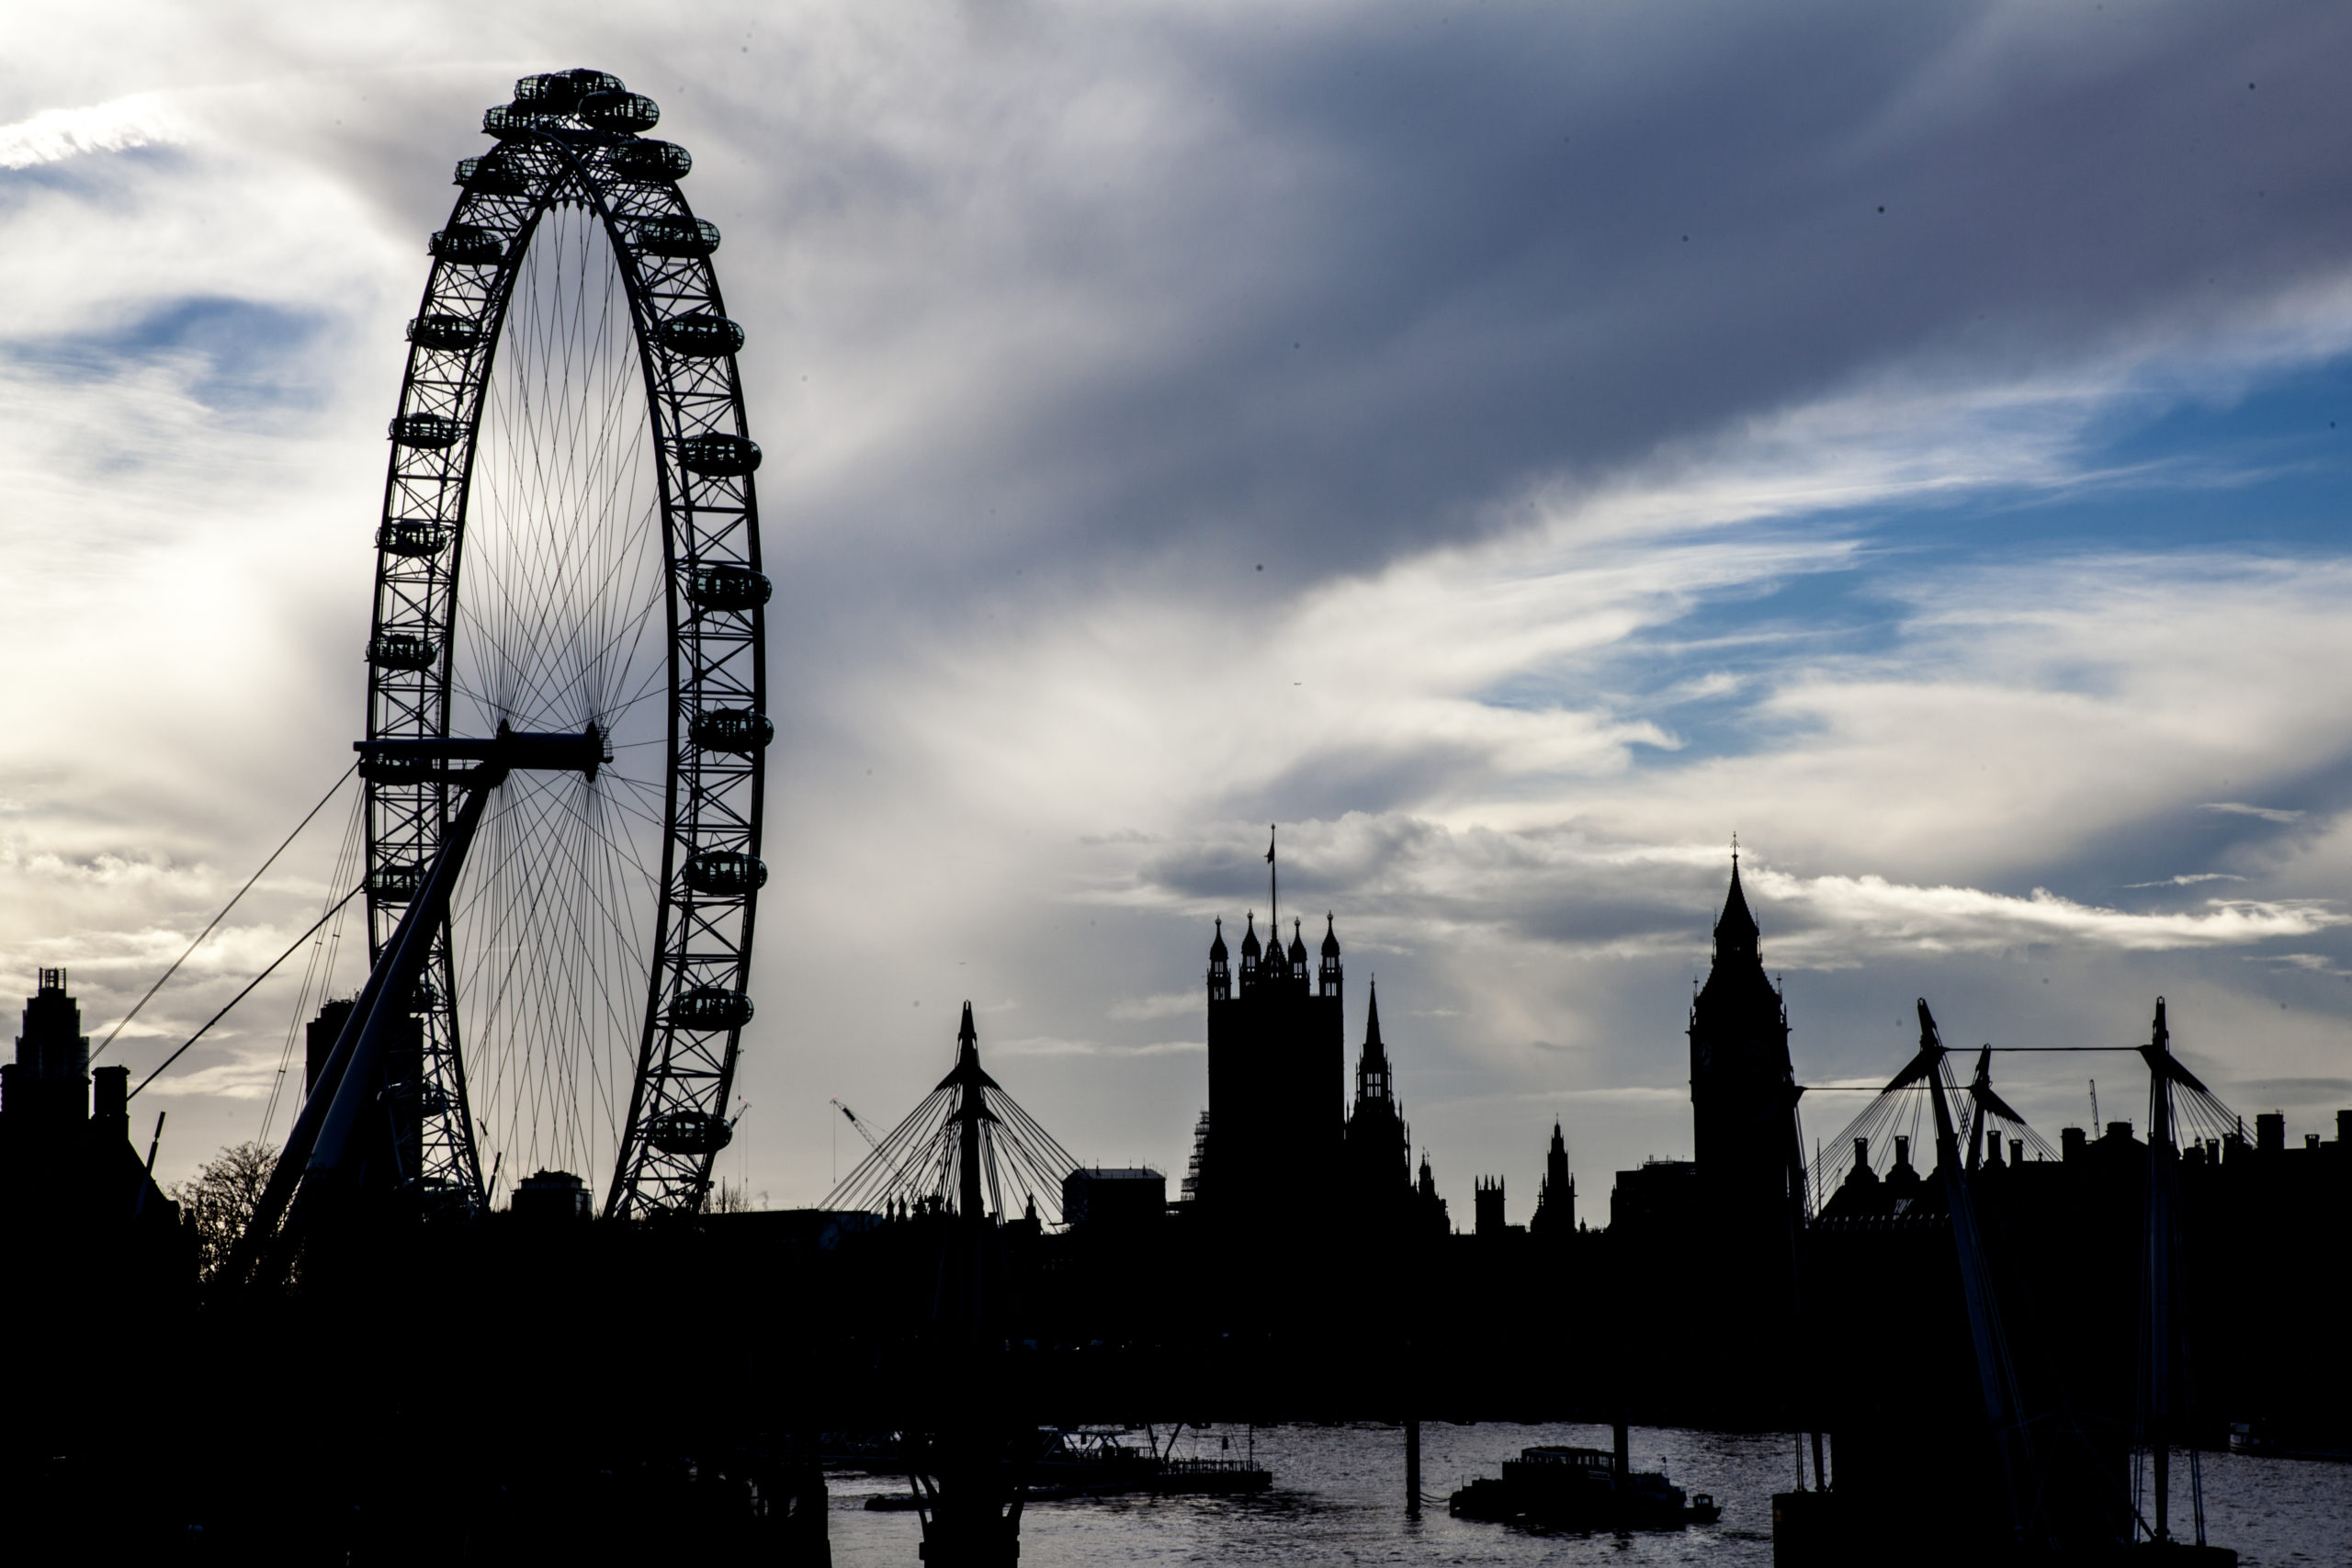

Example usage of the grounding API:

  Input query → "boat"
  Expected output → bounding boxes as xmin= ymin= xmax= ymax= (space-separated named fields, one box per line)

xmin=1150 ymin=1455 xmax=1272 ymax=1495
xmin=1449 ymin=1444 xmax=1720 ymax=1529
xmin=2228 ymin=1420 xmax=2352 ymax=1464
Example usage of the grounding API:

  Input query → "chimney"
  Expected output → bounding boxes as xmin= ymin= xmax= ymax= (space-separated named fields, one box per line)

xmin=306 ymin=998 xmax=357 ymax=1098
xmin=93 ymin=1064 xmax=129 ymax=1132
xmin=2061 ymin=1126 xmax=2086 ymax=1162
xmin=2256 ymin=1112 xmax=2286 ymax=1154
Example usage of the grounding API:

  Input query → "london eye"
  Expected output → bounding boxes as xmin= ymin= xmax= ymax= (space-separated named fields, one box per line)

xmin=347 ymin=67 xmax=767 ymax=1224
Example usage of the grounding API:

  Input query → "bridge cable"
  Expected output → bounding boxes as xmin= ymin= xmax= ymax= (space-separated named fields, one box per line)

xmin=91 ymin=761 xmax=357 ymax=1065
xmin=128 ymin=883 xmax=364 ymax=1101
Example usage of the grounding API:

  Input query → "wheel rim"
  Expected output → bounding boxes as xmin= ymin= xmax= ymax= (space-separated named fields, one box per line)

xmin=364 ymin=71 xmax=767 ymax=1221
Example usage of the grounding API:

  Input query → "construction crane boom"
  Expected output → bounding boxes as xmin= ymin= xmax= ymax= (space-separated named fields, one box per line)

xmin=831 ymin=1098 xmax=882 ymax=1153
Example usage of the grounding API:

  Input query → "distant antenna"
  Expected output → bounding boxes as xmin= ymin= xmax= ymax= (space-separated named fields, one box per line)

xmin=2089 ymin=1078 xmax=2101 ymax=1128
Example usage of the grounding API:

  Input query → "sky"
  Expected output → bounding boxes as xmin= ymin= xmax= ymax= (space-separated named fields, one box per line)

xmin=4 ymin=0 xmax=2351 ymax=1220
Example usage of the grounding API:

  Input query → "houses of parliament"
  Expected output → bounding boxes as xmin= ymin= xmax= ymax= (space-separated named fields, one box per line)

xmin=1174 ymin=858 xmax=1801 ymax=1284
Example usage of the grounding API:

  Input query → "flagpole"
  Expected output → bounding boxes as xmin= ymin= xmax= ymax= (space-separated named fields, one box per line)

xmin=1268 ymin=824 xmax=1278 ymax=937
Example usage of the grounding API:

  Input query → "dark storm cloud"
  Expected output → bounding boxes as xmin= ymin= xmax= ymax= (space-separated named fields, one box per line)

xmin=755 ymin=1 xmax=2352 ymax=591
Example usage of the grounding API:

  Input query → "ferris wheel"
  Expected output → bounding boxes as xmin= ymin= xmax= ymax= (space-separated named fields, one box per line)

xmin=357 ymin=68 xmax=769 ymax=1222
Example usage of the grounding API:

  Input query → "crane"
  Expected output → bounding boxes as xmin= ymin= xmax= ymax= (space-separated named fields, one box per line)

xmin=831 ymin=1098 xmax=882 ymax=1154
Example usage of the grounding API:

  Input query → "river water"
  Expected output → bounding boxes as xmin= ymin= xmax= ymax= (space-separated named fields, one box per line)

xmin=827 ymin=1422 xmax=2352 ymax=1566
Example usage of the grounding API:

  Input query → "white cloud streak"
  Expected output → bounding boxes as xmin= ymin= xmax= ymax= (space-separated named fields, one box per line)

xmin=2199 ymin=802 xmax=2306 ymax=825
xmin=0 ymin=92 xmax=189 ymax=169
xmin=1751 ymin=870 xmax=2346 ymax=959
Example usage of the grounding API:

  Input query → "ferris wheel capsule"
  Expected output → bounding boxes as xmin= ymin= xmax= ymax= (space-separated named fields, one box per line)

xmin=482 ymin=102 xmax=567 ymax=138
xmin=514 ymin=69 xmax=623 ymax=110
xmin=672 ymin=987 xmax=755 ymax=1031
xmin=631 ymin=216 xmax=719 ymax=258
xmin=389 ymin=412 xmax=463 ymax=449
xmin=430 ymin=226 xmax=505 ymax=265
xmin=406 ymin=314 xmax=481 ymax=352
xmin=647 ymin=1110 xmax=732 ymax=1156
xmin=675 ymin=433 xmax=760 ymax=476
xmin=684 ymin=851 xmax=768 ymax=897
xmin=659 ymin=312 xmax=743 ymax=357
xmin=368 ymin=862 xmax=425 ymax=903
xmin=368 ymin=632 xmax=437 ymax=670
xmin=580 ymin=90 xmax=661 ymax=134
xmin=690 ymin=708 xmax=773 ymax=753
xmin=687 ymin=563 xmax=772 ymax=612
xmin=454 ymin=154 xmax=530 ymax=197
xmin=610 ymin=140 xmax=692 ymax=182
xmin=376 ymin=520 xmax=448 ymax=558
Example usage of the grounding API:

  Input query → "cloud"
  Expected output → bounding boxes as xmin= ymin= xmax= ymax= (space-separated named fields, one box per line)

xmin=2125 ymin=874 xmax=2247 ymax=887
xmin=1107 ymin=991 xmax=1197 ymax=1022
xmin=2250 ymin=953 xmax=2352 ymax=979
xmin=993 ymin=1034 xmax=1203 ymax=1058
xmin=2199 ymin=802 xmax=2306 ymax=825
xmin=1758 ymin=874 xmax=2345 ymax=960
xmin=0 ymin=92 xmax=189 ymax=169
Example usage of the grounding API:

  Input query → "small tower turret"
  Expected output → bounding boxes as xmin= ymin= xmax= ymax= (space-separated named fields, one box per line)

xmin=1355 ymin=979 xmax=1393 ymax=1109
xmin=1318 ymin=913 xmax=1341 ymax=998
xmin=1474 ymin=1175 xmax=1507 ymax=1236
xmin=1533 ymin=1118 xmax=1576 ymax=1236
xmin=1207 ymin=918 xmax=1230 ymax=1002
xmin=1286 ymin=920 xmax=1309 ymax=988
xmin=1238 ymin=912 xmax=1262 ymax=990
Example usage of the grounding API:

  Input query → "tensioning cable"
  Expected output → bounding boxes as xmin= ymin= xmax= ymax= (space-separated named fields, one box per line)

xmin=92 ymin=761 xmax=358 ymax=1064
xmin=129 ymin=884 xmax=365 ymax=1101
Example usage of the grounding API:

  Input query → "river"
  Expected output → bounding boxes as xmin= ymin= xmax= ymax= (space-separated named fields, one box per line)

xmin=828 ymin=1422 xmax=2352 ymax=1566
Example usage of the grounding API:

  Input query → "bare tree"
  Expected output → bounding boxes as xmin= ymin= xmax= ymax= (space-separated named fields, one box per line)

xmin=706 ymin=1178 xmax=752 ymax=1214
xmin=175 ymin=1140 xmax=278 ymax=1282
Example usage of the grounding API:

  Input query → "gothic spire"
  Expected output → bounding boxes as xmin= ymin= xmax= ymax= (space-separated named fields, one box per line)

xmin=1713 ymin=852 xmax=1760 ymax=962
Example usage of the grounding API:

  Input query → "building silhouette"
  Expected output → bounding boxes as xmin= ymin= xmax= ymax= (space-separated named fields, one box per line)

xmin=1414 ymin=1148 xmax=1451 ymax=1232
xmin=1341 ymin=979 xmax=1413 ymax=1224
xmin=1 ymin=970 xmax=179 ymax=1233
xmin=1473 ymin=1175 xmax=1508 ymax=1236
xmin=1194 ymin=912 xmax=1344 ymax=1223
xmin=0 ymin=970 xmax=189 ymax=1352
xmin=1686 ymin=856 xmax=1804 ymax=1294
xmin=1532 ymin=1119 xmax=1576 ymax=1236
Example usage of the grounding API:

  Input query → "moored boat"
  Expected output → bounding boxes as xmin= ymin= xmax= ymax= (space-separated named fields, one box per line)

xmin=1449 ymin=1445 xmax=1719 ymax=1529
